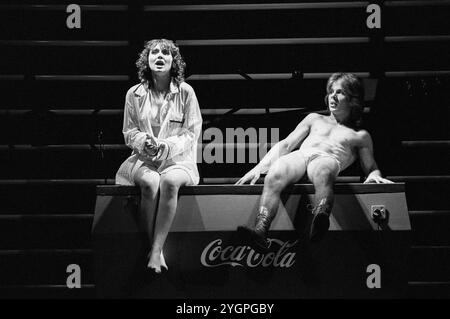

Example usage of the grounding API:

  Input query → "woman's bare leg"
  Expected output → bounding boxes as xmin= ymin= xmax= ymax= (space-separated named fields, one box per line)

xmin=148 ymin=168 xmax=191 ymax=273
xmin=134 ymin=166 xmax=160 ymax=250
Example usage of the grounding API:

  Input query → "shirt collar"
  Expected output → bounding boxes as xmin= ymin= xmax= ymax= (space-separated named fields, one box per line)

xmin=169 ymin=80 xmax=180 ymax=95
xmin=133 ymin=80 xmax=180 ymax=98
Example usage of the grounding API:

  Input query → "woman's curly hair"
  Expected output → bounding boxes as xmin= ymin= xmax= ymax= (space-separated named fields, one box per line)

xmin=136 ymin=39 xmax=186 ymax=87
xmin=324 ymin=72 xmax=365 ymax=129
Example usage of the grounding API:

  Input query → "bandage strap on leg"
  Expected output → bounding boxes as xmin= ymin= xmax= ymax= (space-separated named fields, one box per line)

xmin=237 ymin=207 xmax=273 ymax=253
xmin=309 ymin=202 xmax=332 ymax=242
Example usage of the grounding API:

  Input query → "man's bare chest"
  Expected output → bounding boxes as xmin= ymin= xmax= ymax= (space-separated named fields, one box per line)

xmin=309 ymin=121 xmax=360 ymax=146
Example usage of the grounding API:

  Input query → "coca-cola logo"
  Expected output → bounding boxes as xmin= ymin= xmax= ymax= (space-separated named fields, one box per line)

xmin=200 ymin=238 xmax=298 ymax=268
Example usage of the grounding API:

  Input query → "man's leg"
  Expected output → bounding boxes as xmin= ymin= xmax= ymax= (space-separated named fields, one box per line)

xmin=238 ymin=150 xmax=307 ymax=251
xmin=306 ymin=157 xmax=339 ymax=242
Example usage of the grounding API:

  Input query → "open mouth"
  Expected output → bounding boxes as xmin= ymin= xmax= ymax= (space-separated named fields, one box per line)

xmin=155 ymin=61 xmax=165 ymax=66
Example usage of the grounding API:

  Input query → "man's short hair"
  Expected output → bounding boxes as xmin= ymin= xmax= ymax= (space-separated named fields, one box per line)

xmin=324 ymin=72 xmax=364 ymax=128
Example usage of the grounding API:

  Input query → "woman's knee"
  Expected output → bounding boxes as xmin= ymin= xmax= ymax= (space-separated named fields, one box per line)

xmin=160 ymin=175 xmax=183 ymax=196
xmin=136 ymin=175 xmax=160 ymax=198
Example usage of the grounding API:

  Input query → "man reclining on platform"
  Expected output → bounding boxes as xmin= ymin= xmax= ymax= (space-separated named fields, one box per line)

xmin=235 ymin=72 xmax=393 ymax=249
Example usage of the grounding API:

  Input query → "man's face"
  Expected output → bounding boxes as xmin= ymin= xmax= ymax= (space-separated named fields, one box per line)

xmin=328 ymin=79 xmax=352 ymax=117
xmin=148 ymin=44 xmax=173 ymax=75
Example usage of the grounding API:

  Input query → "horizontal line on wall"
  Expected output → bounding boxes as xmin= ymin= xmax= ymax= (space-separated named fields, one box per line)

xmin=0 ymin=249 xmax=92 ymax=256
xmin=0 ymin=5 xmax=127 ymax=11
xmin=0 ymin=284 xmax=95 ymax=289
xmin=0 ymin=179 xmax=115 ymax=185
xmin=0 ymin=108 xmax=307 ymax=116
xmin=409 ymin=210 xmax=450 ymax=215
xmin=0 ymin=214 xmax=93 ymax=220
xmin=34 ymin=75 xmax=129 ymax=81
xmin=177 ymin=37 xmax=370 ymax=46
xmin=144 ymin=2 xmax=368 ymax=11
xmin=0 ymin=40 xmax=129 ymax=46
xmin=402 ymin=140 xmax=450 ymax=147
xmin=187 ymin=72 xmax=370 ymax=80
xmin=0 ymin=176 xmax=448 ymax=186
xmin=385 ymin=35 xmax=450 ymax=42
xmin=385 ymin=0 xmax=450 ymax=7
xmin=408 ymin=281 xmax=450 ymax=286
xmin=0 ymin=107 xmax=370 ymax=116
xmin=385 ymin=70 xmax=450 ymax=77
xmin=1 ymin=36 xmax=448 ymax=48
xmin=0 ymin=75 xmax=24 ymax=80
xmin=4 ymin=71 xmax=445 ymax=82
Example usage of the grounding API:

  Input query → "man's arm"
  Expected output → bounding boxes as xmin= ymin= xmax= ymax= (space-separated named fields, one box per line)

xmin=236 ymin=113 xmax=318 ymax=185
xmin=257 ymin=112 xmax=317 ymax=172
xmin=358 ymin=130 xmax=393 ymax=184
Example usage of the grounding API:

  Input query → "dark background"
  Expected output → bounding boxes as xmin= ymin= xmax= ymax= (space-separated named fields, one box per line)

xmin=0 ymin=0 xmax=448 ymax=299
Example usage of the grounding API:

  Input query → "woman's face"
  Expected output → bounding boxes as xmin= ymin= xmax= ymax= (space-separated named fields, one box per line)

xmin=148 ymin=43 xmax=173 ymax=75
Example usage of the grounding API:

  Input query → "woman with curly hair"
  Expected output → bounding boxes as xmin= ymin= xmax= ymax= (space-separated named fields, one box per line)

xmin=116 ymin=39 xmax=202 ymax=273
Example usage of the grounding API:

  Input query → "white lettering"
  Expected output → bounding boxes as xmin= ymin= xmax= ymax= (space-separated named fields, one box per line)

xmin=200 ymin=238 xmax=298 ymax=268
xmin=366 ymin=264 xmax=381 ymax=288
xmin=66 ymin=264 xmax=81 ymax=288
xmin=366 ymin=4 xmax=381 ymax=29
xmin=66 ymin=4 xmax=81 ymax=29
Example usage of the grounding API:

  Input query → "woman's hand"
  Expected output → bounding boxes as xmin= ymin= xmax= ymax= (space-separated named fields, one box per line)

xmin=235 ymin=167 xmax=262 ymax=185
xmin=143 ymin=136 xmax=159 ymax=157
xmin=155 ymin=141 xmax=169 ymax=160
xmin=142 ymin=135 xmax=170 ymax=161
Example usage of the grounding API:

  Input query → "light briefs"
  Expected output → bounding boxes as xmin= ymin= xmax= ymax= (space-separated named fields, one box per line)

xmin=299 ymin=147 xmax=355 ymax=175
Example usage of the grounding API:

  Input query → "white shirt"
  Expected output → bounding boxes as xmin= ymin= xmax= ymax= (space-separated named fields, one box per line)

xmin=115 ymin=81 xmax=203 ymax=185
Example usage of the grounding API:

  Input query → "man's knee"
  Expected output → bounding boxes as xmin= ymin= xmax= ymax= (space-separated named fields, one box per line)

xmin=311 ymin=168 xmax=336 ymax=186
xmin=265 ymin=159 xmax=290 ymax=190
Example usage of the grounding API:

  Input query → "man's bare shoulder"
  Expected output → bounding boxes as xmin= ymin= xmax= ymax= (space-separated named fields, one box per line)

xmin=356 ymin=129 xmax=370 ymax=138
xmin=355 ymin=129 xmax=373 ymax=146
xmin=302 ymin=112 xmax=323 ymax=124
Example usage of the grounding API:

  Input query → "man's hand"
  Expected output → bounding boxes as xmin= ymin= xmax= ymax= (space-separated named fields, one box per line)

xmin=235 ymin=167 xmax=262 ymax=185
xmin=364 ymin=175 xmax=394 ymax=184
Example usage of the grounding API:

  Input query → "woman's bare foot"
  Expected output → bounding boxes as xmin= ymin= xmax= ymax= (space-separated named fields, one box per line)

xmin=160 ymin=250 xmax=168 ymax=271
xmin=148 ymin=249 xmax=162 ymax=273
xmin=148 ymin=249 xmax=168 ymax=273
